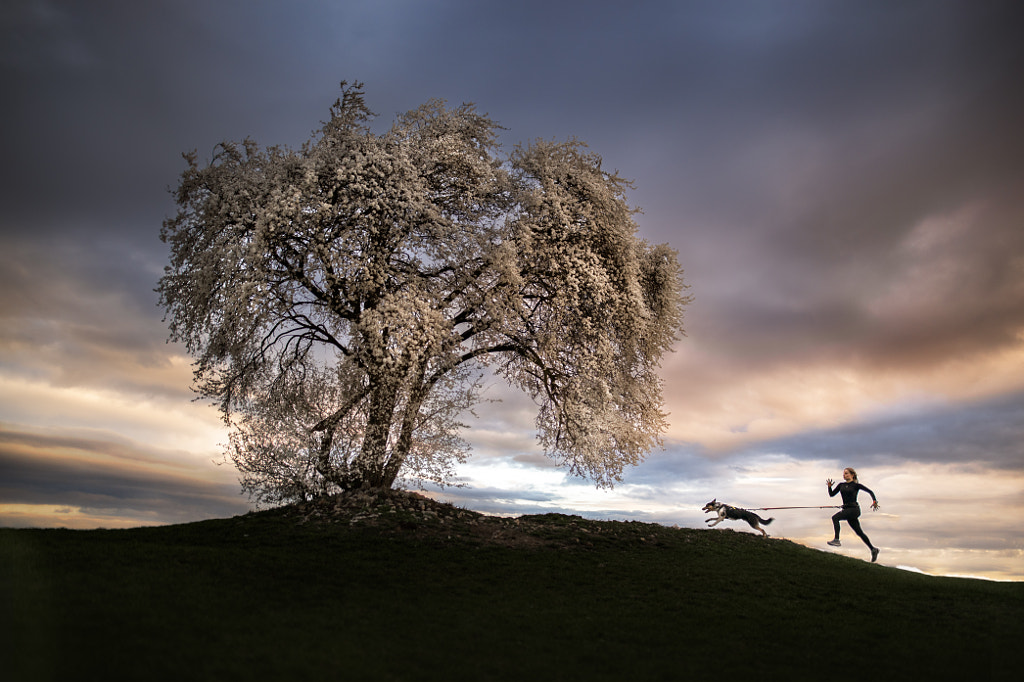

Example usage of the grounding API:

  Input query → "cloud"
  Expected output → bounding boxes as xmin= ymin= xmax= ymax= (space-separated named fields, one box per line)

xmin=0 ymin=422 xmax=246 ymax=527
xmin=717 ymin=390 xmax=1024 ymax=472
xmin=0 ymin=236 xmax=195 ymax=401
xmin=0 ymin=0 xmax=98 ymax=72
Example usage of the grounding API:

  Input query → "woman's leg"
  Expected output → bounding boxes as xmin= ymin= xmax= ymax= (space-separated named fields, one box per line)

xmin=831 ymin=511 xmax=843 ymax=540
xmin=846 ymin=515 xmax=874 ymax=549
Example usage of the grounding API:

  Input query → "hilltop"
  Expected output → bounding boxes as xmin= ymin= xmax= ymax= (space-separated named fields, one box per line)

xmin=2 ymin=489 xmax=1021 ymax=681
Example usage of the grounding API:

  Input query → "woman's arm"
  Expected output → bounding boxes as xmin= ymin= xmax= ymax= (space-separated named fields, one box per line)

xmin=859 ymin=484 xmax=879 ymax=510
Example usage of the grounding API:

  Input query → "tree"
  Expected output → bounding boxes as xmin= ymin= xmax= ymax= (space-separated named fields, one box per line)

xmin=158 ymin=81 xmax=689 ymax=504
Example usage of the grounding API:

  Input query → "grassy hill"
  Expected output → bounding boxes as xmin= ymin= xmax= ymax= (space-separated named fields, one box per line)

xmin=2 ymin=489 xmax=1021 ymax=681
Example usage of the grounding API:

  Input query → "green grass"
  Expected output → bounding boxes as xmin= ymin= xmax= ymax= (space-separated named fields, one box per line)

xmin=2 ymin=494 xmax=1021 ymax=681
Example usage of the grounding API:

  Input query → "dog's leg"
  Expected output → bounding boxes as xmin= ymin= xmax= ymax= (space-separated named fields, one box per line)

xmin=744 ymin=518 xmax=768 ymax=537
xmin=745 ymin=519 xmax=764 ymax=533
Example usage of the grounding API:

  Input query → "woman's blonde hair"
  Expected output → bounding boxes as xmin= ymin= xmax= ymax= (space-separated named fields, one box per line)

xmin=844 ymin=467 xmax=859 ymax=482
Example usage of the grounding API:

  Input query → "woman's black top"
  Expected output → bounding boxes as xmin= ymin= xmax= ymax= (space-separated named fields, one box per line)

xmin=829 ymin=481 xmax=876 ymax=508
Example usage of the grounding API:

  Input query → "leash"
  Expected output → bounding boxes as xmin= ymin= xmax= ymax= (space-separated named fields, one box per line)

xmin=743 ymin=505 xmax=841 ymax=511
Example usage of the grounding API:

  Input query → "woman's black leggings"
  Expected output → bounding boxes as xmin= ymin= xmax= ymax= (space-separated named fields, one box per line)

xmin=832 ymin=506 xmax=874 ymax=548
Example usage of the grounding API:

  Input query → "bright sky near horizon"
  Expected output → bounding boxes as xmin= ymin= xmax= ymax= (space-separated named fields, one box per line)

xmin=2 ymin=0 xmax=1023 ymax=581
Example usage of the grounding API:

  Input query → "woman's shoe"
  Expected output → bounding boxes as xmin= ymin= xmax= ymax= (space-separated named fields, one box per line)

xmin=827 ymin=539 xmax=841 ymax=547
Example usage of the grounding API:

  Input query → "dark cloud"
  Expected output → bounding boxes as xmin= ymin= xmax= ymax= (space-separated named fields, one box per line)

xmin=617 ymin=1 xmax=1024 ymax=377
xmin=0 ymin=237 xmax=186 ymax=399
xmin=0 ymin=424 xmax=246 ymax=525
xmin=731 ymin=391 xmax=1024 ymax=471
xmin=619 ymin=446 xmax=728 ymax=488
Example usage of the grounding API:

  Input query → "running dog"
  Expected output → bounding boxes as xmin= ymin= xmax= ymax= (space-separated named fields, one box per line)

xmin=702 ymin=499 xmax=774 ymax=537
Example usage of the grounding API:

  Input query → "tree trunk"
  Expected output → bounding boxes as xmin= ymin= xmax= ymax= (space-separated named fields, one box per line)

xmin=350 ymin=380 xmax=399 ymax=489
xmin=377 ymin=361 xmax=432 ymax=488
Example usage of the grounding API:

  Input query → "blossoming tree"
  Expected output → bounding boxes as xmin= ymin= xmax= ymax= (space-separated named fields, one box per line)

xmin=158 ymin=82 xmax=689 ymax=504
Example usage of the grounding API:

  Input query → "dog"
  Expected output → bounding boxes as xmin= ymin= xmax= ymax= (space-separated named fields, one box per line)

xmin=702 ymin=499 xmax=774 ymax=537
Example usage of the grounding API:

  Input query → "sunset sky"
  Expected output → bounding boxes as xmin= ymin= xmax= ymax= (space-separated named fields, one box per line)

xmin=2 ymin=0 xmax=1022 ymax=580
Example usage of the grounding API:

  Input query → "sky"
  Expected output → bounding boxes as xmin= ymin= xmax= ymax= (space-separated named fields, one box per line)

xmin=1 ymin=0 xmax=1022 ymax=581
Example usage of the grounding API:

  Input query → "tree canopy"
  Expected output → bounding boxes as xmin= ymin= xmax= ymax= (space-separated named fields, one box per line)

xmin=158 ymin=82 xmax=689 ymax=504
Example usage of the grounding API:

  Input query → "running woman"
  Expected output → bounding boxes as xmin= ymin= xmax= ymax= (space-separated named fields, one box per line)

xmin=826 ymin=467 xmax=880 ymax=562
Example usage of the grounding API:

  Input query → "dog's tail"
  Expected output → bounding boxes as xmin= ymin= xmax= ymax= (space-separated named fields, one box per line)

xmin=758 ymin=515 xmax=774 ymax=525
